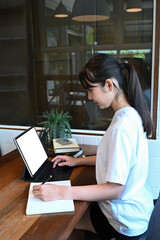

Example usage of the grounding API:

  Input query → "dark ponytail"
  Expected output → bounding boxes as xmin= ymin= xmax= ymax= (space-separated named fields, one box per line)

xmin=122 ymin=62 xmax=152 ymax=137
xmin=79 ymin=53 xmax=152 ymax=137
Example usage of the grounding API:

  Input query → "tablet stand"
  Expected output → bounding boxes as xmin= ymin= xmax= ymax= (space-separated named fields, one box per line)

xmin=22 ymin=167 xmax=33 ymax=182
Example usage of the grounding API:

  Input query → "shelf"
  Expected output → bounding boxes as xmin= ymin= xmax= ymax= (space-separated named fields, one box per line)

xmin=0 ymin=37 xmax=26 ymax=41
xmin=0 ymin=88 xmax=27 ymax=93
xmin=0 ymin=73 xmax=26 ymax=77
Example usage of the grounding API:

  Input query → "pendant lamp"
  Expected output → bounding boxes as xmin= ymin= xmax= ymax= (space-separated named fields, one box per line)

xmin=54 ymin=1 xmax=69 ymax=18
xmin=126 ymin=0 xmax=142 ymax=12
xmin=72 ymin=0 xmax=110 ymax=22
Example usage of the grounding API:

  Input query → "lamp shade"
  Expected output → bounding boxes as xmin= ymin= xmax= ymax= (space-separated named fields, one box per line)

xmin=126 ymin=0 xmax=142 ymax=12
xmin=72 ymin=0 xmax=110 ymax=22
xmin=54 ymin=1 xmax=69 ymax=18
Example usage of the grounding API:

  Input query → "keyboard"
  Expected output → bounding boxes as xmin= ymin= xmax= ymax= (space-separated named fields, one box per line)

xmin=22 ymin=161 xmax=73 ymax=182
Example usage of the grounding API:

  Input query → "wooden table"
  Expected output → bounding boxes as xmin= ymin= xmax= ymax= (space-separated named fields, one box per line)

xmin=0 ymin=145 xmax=97 ymax=240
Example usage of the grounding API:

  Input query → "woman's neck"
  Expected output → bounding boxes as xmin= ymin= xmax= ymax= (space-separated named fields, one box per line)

xmin=111 ymin=93 xmax=130 ymax=112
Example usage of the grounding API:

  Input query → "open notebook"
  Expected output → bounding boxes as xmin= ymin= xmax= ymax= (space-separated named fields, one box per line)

xmin=26 ymin=180 xmax=75 ymax=215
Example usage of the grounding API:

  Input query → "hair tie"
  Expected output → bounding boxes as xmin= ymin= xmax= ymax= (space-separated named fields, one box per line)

xmin=120 ymin=63 xmax=125 ymax=71
xmin=120 ymin=61 xmax=128 ymax=71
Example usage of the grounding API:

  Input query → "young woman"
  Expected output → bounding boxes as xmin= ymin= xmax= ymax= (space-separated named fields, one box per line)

xmin=33 ymin=54 xmax=154 ymax=239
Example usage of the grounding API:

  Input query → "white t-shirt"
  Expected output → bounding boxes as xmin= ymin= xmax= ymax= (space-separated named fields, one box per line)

xmin=96 ymin=107 xmax=153 ymax=236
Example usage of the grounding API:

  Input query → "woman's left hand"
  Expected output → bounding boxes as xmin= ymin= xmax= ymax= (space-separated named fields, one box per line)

xmin=32 ymin=184 xmax=68 ymax=201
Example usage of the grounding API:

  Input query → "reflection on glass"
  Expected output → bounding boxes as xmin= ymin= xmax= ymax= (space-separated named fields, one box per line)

xmin=0 ymin=0 xmax=153 ymax=129
xmin=33 ymin=0 xmax=153 ymax=131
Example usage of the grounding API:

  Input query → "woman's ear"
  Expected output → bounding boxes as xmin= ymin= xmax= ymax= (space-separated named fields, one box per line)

xmin=105 ymin=79 xmax=114 ymax=91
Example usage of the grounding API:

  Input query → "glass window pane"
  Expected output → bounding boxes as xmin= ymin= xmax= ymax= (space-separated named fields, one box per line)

xmin=33 ymin=0 xmax=153 ymax=131
xmin=0 ymin=0 xmax=154 ymax=131
xmin=0 ymin=0 xmax=35 ymax=125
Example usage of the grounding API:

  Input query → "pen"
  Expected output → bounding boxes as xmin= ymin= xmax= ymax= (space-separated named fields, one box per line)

xmin=82 ymin=154 xmax=96 ymax=157
xmin=41 ymin=175 xmax=52 ymax=185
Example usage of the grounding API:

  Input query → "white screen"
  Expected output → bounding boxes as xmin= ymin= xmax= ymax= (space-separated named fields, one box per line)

xmin=16 ymin=128 xmax=48 ymax=175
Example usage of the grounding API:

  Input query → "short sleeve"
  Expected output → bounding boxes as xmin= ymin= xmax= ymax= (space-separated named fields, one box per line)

xmin=106 ymin=128 xmax=135 ymax=185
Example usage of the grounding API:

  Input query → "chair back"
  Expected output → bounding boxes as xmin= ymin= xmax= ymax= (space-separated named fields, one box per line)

xmin=146 ymin=193 xmax=160 ymax=240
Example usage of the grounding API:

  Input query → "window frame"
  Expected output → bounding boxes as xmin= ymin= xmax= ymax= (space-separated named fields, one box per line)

xmin=0 ymin=0 xmax=159 ymax=139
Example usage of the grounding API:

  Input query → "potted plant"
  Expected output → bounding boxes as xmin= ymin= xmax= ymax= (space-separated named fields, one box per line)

xmin=38 ymin=109 xmax=72 ymax=149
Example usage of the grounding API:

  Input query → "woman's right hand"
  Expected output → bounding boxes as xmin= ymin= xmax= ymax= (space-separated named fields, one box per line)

xmin=51 ymin=155 xmax=78 ymax=168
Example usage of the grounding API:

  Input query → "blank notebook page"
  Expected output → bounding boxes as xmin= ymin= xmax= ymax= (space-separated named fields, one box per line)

xmin=26 ymin=180 xmax=75 ymax=215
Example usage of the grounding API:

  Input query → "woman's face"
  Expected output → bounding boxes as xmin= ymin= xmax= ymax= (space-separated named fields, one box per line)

xmin=87 ymin=80 xmax=116 ymax=109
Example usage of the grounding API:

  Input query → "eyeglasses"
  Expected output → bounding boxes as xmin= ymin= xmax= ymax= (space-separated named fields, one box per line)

xmin=112 ymin=81 xmax=120 ymax=90
xmin=85 ymin=79 xmax=120 ymax=91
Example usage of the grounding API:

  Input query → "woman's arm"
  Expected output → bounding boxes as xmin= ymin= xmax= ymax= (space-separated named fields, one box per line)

xmin=52 ymin=155 xmax=96 ymax=168
xmin=33 ymin=182 xmax=124 ymax=202
xmin=70 ymin=182 xmax=124 ymax=201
